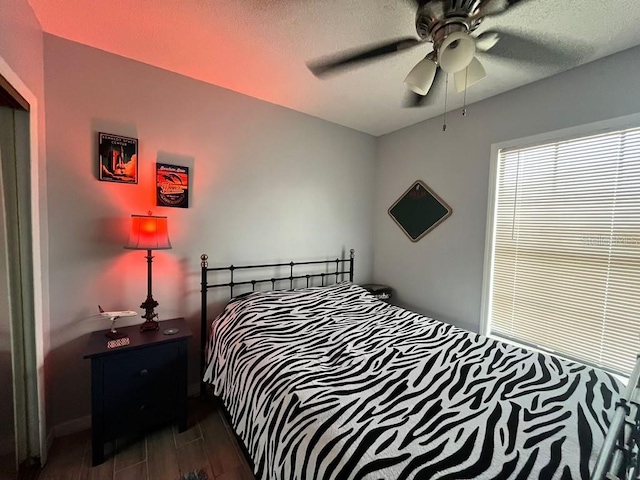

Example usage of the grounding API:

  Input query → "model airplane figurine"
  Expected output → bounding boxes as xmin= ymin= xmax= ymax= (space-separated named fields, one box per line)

xmin=98 ymin=305 xmax=137 ymax=339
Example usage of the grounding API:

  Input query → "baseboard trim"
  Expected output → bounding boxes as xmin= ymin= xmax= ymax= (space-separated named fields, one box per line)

xmin=46 ymin=429 xmax=54 ymax=462
xmin=53 ymin=415 xmax=91 ymax=438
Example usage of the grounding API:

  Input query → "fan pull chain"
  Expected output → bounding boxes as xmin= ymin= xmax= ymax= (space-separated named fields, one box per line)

xmin=462 ymin=67 xmax=468 ymax=117
xmin=443 ymin=74 xmax=449 ymax=132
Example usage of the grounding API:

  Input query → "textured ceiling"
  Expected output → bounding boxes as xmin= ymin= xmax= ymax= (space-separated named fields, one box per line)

xmin=29 ymin=0 xmax=640 ymax=136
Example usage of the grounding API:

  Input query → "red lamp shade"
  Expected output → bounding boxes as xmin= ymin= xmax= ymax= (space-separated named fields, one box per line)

xmin=124 ymin=214 xmax=172 ymax=250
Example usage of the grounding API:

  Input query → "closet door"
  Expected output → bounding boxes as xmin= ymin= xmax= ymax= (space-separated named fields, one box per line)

xmin=0 ymin=107 xmax=17 ymax=478
xmin=0 ymin=105 xmax=40 ymax=477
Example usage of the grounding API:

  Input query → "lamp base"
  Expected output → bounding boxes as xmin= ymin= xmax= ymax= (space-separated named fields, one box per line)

xmin=140 ymin=320 xmax=159 ymax=332
xmin=140 ymin=294 xmax=159 ymax=332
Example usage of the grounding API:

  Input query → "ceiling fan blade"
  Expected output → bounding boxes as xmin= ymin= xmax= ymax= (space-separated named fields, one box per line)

xmin=475 ymin=32 xmax=500 ymax=52
xmin=307 ymin=38 xmax=422 ymax=78
xmin=478 ymin=30 xmax=588 ymax=67
xmin=403 ymin=91 xmax=427 ymax=108
xmin=476 ymin=0 xmax=528 ymax=18
xmin=477 ymin=0 xmax=509 ymax=17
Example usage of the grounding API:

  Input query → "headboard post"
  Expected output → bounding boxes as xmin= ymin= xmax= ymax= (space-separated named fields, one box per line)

xmin=200 ymin=254 xmax=208 ymax=398
xmin=349 ymin=249 xmax=355 ymax=282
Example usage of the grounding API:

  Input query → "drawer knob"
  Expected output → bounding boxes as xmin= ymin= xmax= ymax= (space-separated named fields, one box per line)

xmin=140 ymin=404 xmax=146 ymax=411
xmin=140 ymin=369 xmax=148 ymax=376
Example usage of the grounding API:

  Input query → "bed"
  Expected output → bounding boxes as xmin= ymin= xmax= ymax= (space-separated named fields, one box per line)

xmin=199 ymin=251 xmax=637 ymax=480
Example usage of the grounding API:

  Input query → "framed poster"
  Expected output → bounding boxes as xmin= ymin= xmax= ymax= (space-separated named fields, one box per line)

xmin=98 ymin=133 xmax=138 ymax=183
xmin=156 ymin=163 xmax=189 ymax=208
xmin=388 ymin=180 xmax=452 ymax=242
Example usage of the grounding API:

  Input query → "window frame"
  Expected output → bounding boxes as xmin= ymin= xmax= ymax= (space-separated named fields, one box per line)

xmin=480 ymin=113 xmax=640 ymax=373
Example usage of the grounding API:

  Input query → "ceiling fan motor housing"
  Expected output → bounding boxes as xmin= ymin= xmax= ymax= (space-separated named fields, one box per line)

xmin=415 ymin=0 xmax=483 ymax=42
xmin=415 ymin=0 xmax=486 ymax=75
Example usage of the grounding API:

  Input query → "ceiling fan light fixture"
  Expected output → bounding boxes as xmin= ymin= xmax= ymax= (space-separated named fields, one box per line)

xmin=438 ymin=31 xmax=476 ymax=73
xmin=404 ymin=56 xmax=437 ymax=96
xmin=454 ymin=57 xmax=486 ymax=92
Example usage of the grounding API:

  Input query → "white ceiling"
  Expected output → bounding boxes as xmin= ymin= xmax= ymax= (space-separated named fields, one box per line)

xmin=28 ymin=0 xmax=640 ymax=136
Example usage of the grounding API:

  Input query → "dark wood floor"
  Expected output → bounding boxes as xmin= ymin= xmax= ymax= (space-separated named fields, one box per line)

xmin=40 ymin=398 xmax=255 ymax=480
xmin=0 ymin=453 xmax=16 ymax=479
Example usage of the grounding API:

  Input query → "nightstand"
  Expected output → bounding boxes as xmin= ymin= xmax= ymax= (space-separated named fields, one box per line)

xmin=83 ymin=317 xmax=192 ymax=466
xmin=361 ymin=284 xmax=393 ymax=301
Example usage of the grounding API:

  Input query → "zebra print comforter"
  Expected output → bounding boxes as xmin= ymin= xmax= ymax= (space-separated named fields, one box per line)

xmin=203 ymin=282 xmax=622 ymax=480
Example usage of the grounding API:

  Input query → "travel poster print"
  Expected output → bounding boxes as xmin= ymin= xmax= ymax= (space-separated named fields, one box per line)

xmin=98 ymin=133 xmax=138 ymax=183
xmin=156 ymin=163 xmax=189 ymax=208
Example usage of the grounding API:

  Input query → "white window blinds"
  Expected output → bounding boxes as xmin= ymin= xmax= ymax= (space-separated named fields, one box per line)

xmin=488 ymin=126 xmax=640 ymax=376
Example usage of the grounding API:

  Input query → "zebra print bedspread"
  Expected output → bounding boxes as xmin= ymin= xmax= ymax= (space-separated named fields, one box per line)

xmin=203 ymin=282 xmax=622 ymax=480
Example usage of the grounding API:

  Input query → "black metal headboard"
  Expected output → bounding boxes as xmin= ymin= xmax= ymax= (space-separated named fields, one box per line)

xmin=199 ymin=249 xmax=355 ymax=392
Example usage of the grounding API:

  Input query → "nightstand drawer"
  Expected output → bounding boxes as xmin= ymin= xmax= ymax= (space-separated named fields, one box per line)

xmin=103 ymin=394 xmax=176 ymax=439
xmin=103 ymin=343 xmax=180 ymax=407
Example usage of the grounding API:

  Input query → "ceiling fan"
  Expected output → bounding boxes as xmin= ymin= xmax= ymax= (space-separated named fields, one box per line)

xmin=307 ymin=0 xmax=563 ymax=107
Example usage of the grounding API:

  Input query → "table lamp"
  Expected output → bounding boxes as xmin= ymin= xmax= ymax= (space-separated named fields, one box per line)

xmin=124 ymin=212 xmax=172 ymax=331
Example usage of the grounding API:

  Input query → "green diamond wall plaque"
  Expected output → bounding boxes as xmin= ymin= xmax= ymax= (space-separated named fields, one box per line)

xmin=388 ymin=180 xmax=452 ymax=242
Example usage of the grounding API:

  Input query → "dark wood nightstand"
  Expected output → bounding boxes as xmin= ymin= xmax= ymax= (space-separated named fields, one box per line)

xmin=361 ymin=284 xmax=393 ymax=301
xmin=83 ymin=317 xmax=192 ymax=466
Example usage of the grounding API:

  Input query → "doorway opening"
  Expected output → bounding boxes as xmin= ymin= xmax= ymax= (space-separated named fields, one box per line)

xmin=0 ymin=71 xmax=41 ymax=479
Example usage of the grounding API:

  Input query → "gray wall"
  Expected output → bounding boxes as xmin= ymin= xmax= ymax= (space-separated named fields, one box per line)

xmin=373 ymin=45 xmax=640 ymax=333
xmin=0 ymin=0 xmax=44 ymax=100
xmin=43 ymin=35 xmax=377 ymax=429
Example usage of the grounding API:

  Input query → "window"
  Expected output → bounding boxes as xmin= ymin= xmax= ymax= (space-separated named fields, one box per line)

xmin=484 ymin=124 xmax=640 ymax=376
